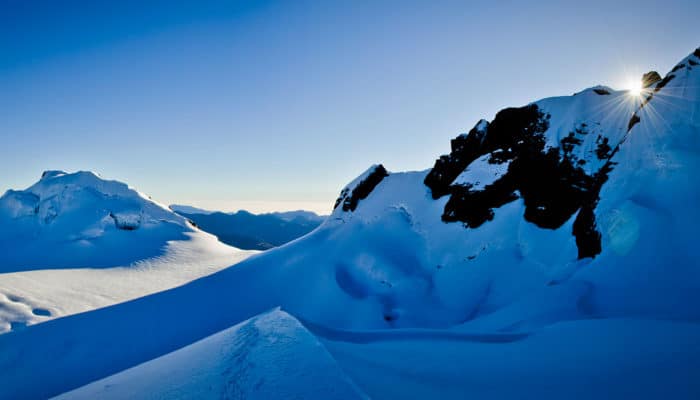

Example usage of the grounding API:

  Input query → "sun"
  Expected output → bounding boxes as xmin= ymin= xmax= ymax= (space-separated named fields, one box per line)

xmin=626 ymin=79 xmax=643 ymax=97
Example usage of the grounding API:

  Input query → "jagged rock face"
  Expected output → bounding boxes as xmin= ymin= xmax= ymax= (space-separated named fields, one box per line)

xmin=329 ymin=46 xmax=699 ymax=273
xmin=627 ymin=113 xmax=641 ymax=131
xmin=334 ymin=98 xmax=630 ymax=259
xmin=642 ymin=71 xmax=662 ymax=88
xmin=655 ymin=74 xmax=676 ymax=91
xmin=424 ymin=103 xmax=615 ymax=259
xmin=424 ymin=105 xmax=553 ymax=201
xmin=423 ymin=119 xmax=490 ymax=199
xmin=334 ymin=165 xmax=389 ymax=212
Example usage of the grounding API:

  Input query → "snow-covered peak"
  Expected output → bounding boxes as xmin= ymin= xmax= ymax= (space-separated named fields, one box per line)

xmin=1 ymin=170 xmax=186 ymax=228
xmin=310 ymin=46 xmax=700 ymax=327
xmin=0 ymin=171 xmax=194 ymax=270
xmin=26 ymin=170 xmax=171 ymax=212
xmin=40 ymin=170 xmax=68 ymax=179
xmin=573 ymin=85 xmax=615 ymax=96
xmin=649 ymin=47 xmax=700 ymax=100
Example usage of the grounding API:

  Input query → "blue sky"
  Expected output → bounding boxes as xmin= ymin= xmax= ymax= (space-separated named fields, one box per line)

xmin=1 ymin=0 xmax=698 ymax=213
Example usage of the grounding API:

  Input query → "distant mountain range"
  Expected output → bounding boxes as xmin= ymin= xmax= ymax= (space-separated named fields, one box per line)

xmin=170 ymin=205 xmax=326 ymax=250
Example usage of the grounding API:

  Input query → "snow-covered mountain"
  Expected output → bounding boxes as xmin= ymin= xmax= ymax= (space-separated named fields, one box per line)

xmin=0 ymin=171 xmax=255 ymax=333
xmin=2 ymin=47 xmax=700 ymax=399
xmin=0 ymin=170 xmax=195 ymax=270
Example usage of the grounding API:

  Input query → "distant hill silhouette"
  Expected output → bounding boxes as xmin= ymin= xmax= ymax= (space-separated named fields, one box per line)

xmin=170 ymin=206 xmax=325 ymax=250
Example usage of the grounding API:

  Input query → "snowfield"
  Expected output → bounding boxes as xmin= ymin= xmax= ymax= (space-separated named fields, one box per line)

xmin=1 ymin=47 xmax=700 ymax=399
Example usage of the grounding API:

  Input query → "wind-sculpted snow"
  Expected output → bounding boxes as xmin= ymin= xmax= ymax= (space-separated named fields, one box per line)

xmin=54 ymin=309 xmax=367 ymax=400
xmin=0 ymin=231 xmax=253 ymax=334
xmin=1 ymin=48 xmax=700 ymax=399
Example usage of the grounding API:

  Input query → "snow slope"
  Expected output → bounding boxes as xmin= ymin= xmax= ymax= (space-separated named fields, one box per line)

xmin=1 ymin=48 xmax=700 ymax=399
xmin=0 ymin=171 xmax=255 ymax=333
xmin=55 ymin=309 xmax=366 ymax=400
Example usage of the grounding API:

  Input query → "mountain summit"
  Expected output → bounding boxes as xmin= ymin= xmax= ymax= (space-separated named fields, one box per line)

xmin=0 ymin=170 xmax=193 ymax=271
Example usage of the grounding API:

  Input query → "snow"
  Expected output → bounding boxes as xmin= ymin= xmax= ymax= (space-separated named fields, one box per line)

xmin=534 ymin=85 xmax=638 ymax=174
xmin=1 ymin=48 xmax=700 ymax=399
xmin=54 ymin=309 xmax=367 ymax=400
xmin=169 ymin=204 xmax=216 ymax=215
xmin=320 ymin=318 xmax=700 ymax=399
xmin=452 ymin=153 xmax=510 ymax=190
xmin=0 ymin=231 xmax=253 ymax=334
xmin=0 ymin=170 xmax=193 ymax=270
xmin=0 ymin=171 xmax=256 ymax=333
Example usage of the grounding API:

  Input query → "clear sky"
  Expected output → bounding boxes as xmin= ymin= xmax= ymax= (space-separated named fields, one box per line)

xmin=1 ymin=0 xmax=698 ymax=214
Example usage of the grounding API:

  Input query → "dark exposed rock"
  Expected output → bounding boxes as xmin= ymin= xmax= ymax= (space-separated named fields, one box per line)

xmin=690 ymin=59 xmax=699 ymax=66
xmin=595 ymin=136 xmax=612 ymax=160
xmin=515 ymin=148 xmax=595 ymax=229
xmin=671 ymin=64 xmax=686 ymax=73
xmin=425 ymin=106 xmax=548 ymax=199
xmin=561 ymin=132 xmax=583 ymax=155
xmin=443 ymin=176 xmax=519 ymax=227
xmin=572 ymin=206 xmax=602 ymax=259
xmin=109 ymin=212 xmax=140 ymax=231
xmin=593 ymin=88 xmax=611 ymax=95
xmin=480 ymin=105 xmax=549 ymax=153
xmin=426 ymin=103 xmax=612 ymax=259
xmin=642 ymin=71 xmax=662 ymax=88
xmin=333 ymin=188 xmax=349 ymax=210
xmin=424 ymin=121 xmax=489 ymax=199
xmin=627 ymin=114 xmax=641 ymax=131
xmin=694 ymin=48 xmax=700 ymax=59
xmin=571 ymin=157 xmax=616 ymax=259
xmin=340 ymin=165 xmax=389 ymax=212
xmin=655 ymin=74 xmax=676 ymax=92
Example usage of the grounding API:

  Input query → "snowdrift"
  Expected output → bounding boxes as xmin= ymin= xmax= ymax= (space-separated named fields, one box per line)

xmin=55 ymin=309 xmax=366 ymax=400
